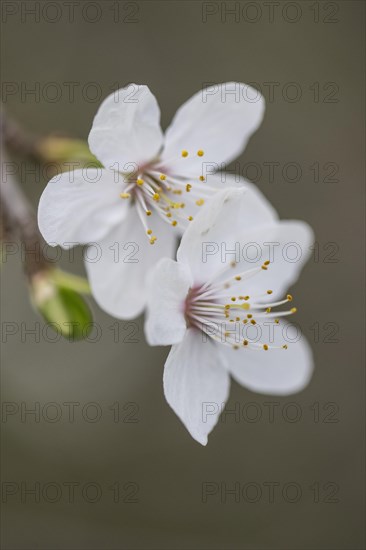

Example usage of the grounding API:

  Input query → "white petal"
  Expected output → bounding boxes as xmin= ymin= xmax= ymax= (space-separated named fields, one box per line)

xmin=85 ymin=205 xmax=176 ymax=319
xmin=145 ymin=258 xmax=192 ymax=346
xmin=164 ymin=329 xmax=230 ymax=445
xmin=160 ymin=82 xmax=264 ymax=176
xmin=38 ymin=169 xmax=127 ymax=247
xmin=225 ymin=332 xmax=313 ymax=395
xmin=228 ymin=220 xmax=314 ymax=301
xmin=174 ymin=173 xmax=276 ymax=233
xmin=177 ymin=186 xmax=277 ymax=285
xmin=88 ymin=84 xmax=164 ymax=170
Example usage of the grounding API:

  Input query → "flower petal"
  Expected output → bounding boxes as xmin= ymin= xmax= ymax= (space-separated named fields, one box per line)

xmin=228 ymin=219 xmax=314 ymax=301
xmin=164 ymin=328 xmax=230 ymax=445
xmin=85 ymin=205 xmax=176 ymax=319
xmin=160 ymin=82 xmax=264 ymax=176
xmin=88 ymin=84 xmax=164 ymax=170
xmin=145 ymin=258 xmax=192 ymax=346
xmin=38 ymin=169 xmax=127 ymax=247
xmin=177 ymin=187 xmax=277 ymax=285
xmin=172 ymin=173 xmax=276 ymax=234
xmin=225 ymin=332 xmax=313 ymax=395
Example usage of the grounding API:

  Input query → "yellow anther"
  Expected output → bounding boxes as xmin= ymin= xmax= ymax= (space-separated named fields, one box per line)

xmin=235 ymin=276 xmax=241 ymax=281
xmin=233 ymin=345 xmax=239 ymax=350
xmin=231 ymin=297 xmax=236 ymax=302
xmin=244 ymin=296 xmax=250 ymax=301
xmin=196 ymin=199 xmax=205 ymax=206
xmin=146 ymin=210 xmax=152 ymax=216
xmin=261 ymin=265 xmax=268 ymax=270
xmin=188 ymin=216 xmax=193 ymax=221
xmin=291 ymin=307 xmax=297 ymax=313
xmin=186 ymin=184 xmax=192 ymax=192
xmin=147 ymin=229 xmax=152 ymax=235
xmin=275 ymin=319 xmax=279 ymax=324
xmin=181 ymin=150 xmax=188 ymax=157
xmin=264 ymin=260 xmax=270 ymax=266
xmin=224 ymin=304 xmax=230 ymax=309
xmin=166 ymin=213 xmax=172 ymax=218
xmin=197 ymin=150 xmax=204 ymax=157
xmin=243 ymin=339 xmax=249 ymax=346
xmin=173 ymin=189 xmax=183 ymax=195
xmin=287 ymin=294 xmax=293 ymax=301
xmin=153 ymin=193 xmax=160 ymax=201
xmin=263 ymin=344 xmax=269 ymax=351
xmin=149 ymin=236 xmax=157 ymax=245
xmin=171 ymin=220 xmax=177 ymax=227
xmin=159 ymin=174 xmax=166 ymax=181
xmin=199 ymin=176 xmax=205 ymax=181
xmin=282 ymin=345 xmax=288 ymax=350
xmin=136 ymin=178 xmax=144 ymax=186
xmin=266 ymin=307 xmax=272 ymax=313
xmin=247 ymin=314 xmax=252 ymax=319
xmin=250 ymin=319 xmax=256 ymax=325
xmin=267 ymin=290 xmax=273 ymax=294
xmin=120 ymin=192 xmax=130 ymax=199
xmin=224 ymin=331 xmax=229 ymax=337
xmin=243 ymin=319 xmax=248 ymax=324
xmin=180 ymin=203 xmax=186 ymax=208
xmin=235 ymin=317 xmax=240 ymax=321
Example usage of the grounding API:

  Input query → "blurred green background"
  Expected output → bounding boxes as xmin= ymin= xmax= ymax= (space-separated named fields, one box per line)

xmin=1 ymin=1 xmax=365 ymax=548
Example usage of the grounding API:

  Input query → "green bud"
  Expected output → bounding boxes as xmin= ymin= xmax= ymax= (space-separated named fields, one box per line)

xmin=36 ymin=136 xmax=102 ymax=167
xmin=31 ymin=271 xmax=93 ymax=341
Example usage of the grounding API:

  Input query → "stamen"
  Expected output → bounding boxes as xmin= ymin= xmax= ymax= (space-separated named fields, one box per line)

xmin=121 ymin=147 xmax=217 ymax=241
xmin=135 ymin=201 xmax=155 ymax=244
xmin=185 ymin=255 xmax=299 ymax=353
xmin=250 ymin=296 xmax=293 ymax=309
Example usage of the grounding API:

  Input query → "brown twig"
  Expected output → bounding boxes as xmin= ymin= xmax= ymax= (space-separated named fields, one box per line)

xmin=0 ymin=110 xmax=40 ymax=160
xmin=1 ymin=112 xmax=51 ymax=279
